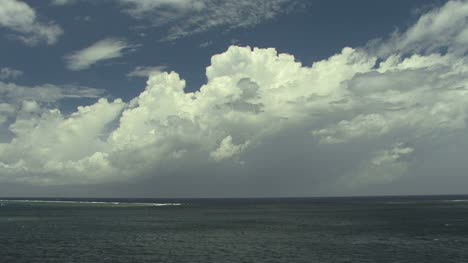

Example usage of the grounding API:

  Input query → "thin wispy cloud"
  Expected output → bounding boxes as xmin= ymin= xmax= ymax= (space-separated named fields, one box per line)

xmin=118 ymin=0 xmax=205 ymax=16
xmin=0 ymin=82 xmax=105 ymax=103
xmin=371 ymin=0 xmax=468 ymax=56
xmin=0 ymin=0 xmax=63 ymax=45
xmin=118 ymin=0 xmax=305 ymax=40
xmin=50 ymin=0 xmax=75 ymax=5
xmin=127 ymin=66 xmax=168 ymax=78
xmin=65 ymin=38 xmax=135 ymax=71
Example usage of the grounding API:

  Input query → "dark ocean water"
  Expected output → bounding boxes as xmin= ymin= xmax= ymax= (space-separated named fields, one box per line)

xmin=1 ymin=196 xmax=468 ymax=263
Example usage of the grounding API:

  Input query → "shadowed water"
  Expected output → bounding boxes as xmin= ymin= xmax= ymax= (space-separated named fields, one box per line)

xmin=1 ymin=196 xmax=468 ymax=263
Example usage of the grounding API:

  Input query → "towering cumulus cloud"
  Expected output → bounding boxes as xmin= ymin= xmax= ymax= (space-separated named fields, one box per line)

xmin=0 ymin=1 xmax=467 ymax=195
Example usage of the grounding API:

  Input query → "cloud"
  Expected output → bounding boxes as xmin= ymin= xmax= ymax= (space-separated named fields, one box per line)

xmin=199 ymin=41 xmax=213 ymax=48
xmin=65 ymin=38 xmax=135 ymax=71
xmin=347 ymin=143 xmax=415 ymax=187
xmin=117 ymin=0 xmax=305 ymax=40
xmin=0 ymin=81 xmax=106 ymax=143
xmin=50 ymin=0 xmax=75 ymax=5
xmin=0 ymin=81 xmax=105 ymax=124
xmin=0 ymin=0 xmax=63 ymax=45
xmin=371 ymin=0 xmax=468 ymax=56
xmin=210 ymin=136 xmax=249 ymax=161
xmin=118 ymin=0 xmax=205 ymax=15
xmin=0 ymin=98 xmax=126 ymax=184
xmin=127 ymin=66 xmax=168 ymax=78
xmin=0 ymin=82 xmax=105 ymax=104
xmin=0 ymin=67 xmax=23 ymax=80
xmin=0 ymin=103 xmax=15 ymax=125
xmin=1 ymin=1 xmax=468 ymax=196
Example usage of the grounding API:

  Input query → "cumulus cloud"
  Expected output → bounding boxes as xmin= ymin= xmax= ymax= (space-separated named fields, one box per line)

xmin=65 ymin=38 xmax=135 ymax=71
xmin=1 ymin=1 xmax=468 ymax=196
xmin=0 ymin=81 xmax=105 ymax=131
xmin=1 ymin=98 xmax=126 ymax=184
xmin=0 ymin=102 xmax=15 ymax=125
xmin=0 ymin=0 xmax=63 ymax=45
xmin=210 ymin=136 xmax=249 ymax=161
xmin=0 ymin=67 xmax=23 ymax=80
xmin=118 ymin=0 xmax=304 ymax=40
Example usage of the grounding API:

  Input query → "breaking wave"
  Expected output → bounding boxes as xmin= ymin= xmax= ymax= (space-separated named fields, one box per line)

xmin=0 ymin=199 xmax=182 ymax=206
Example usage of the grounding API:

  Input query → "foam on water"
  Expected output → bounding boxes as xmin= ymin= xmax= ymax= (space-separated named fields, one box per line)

xmin=0 ymin=199 xmax=181 ymax=207
xmin=385 ymin=199 xmax=468 ymax=205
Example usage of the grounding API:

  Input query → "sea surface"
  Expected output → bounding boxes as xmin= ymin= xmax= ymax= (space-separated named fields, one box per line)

xmin=1 ymin=196 xmax=468 ymax=263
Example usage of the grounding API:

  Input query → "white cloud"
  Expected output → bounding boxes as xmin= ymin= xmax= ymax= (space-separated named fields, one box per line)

xmin=127 ymin=66 xmax=167 ymax=78
xmin=199 ymin=41 xmax=213 ymax=48
xmin=0 ymin=81 xmax=105 ymax=128
xmin=118 ymin=0 xmax=304 ymax=40
xmin=0 ymin=103 xmax=15 ymax=114
xmin=65 ymin=38 xmax=134 ymax=71
xmin=0 ymin=103 xmax=15 ymax=125
xmin=1 ymin=1 xmax=468 ymax=194
xmin=210 ymin=136 xmax=249 ymax=161
xmin=0 ymin=0 xmax=63 ymax=45
xmin=0 ymin=81 xmax=107 ymax=145
xmin=50 ymin=0 xmax=75 ymax=5
xmin=0 ymin=67 xmax=23 ymax=80
xmin=0 ymin=82 xmax=105 ymax=103
xmin=346 ymin=143 xmax=415 ymax=187
xmin=118 ymin=0 xmax=205 ymax=16
xmin=372 ymin=0 xmax=468 ymax=56
xmin=1 ymin=98 xmax=126 ymax=184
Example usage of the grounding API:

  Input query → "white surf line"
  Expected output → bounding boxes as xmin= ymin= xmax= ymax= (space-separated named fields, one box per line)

xmin=0 ymin=199 xmax=182 ymax=206
xmin=151 ymin=203 xmax=182 ymax=206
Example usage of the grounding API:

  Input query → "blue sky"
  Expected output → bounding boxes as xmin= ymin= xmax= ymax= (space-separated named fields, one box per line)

xmin=0 ymin=0 xmax=467 ymax=197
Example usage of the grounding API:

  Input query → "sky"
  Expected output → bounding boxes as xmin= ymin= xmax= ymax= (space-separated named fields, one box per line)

xmin=0 ymin=0 xmax=467 ymax=198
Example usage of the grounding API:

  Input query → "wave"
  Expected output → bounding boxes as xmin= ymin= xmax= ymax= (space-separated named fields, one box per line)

xmin=0 ymin=199 xmax=181 ymax=206
xmin=444 ymin=200 xmax=468 ymax=203
xmin=386 ymin=199 xmax=468 ymax=205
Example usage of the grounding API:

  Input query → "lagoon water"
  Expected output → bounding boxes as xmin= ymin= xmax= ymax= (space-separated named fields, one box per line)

xmin=1 ymin=196 xmax=468 ymax=263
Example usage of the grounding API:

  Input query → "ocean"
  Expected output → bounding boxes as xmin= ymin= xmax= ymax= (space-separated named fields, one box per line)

xmin=1 ymin=196 xmax=467 ymax=263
